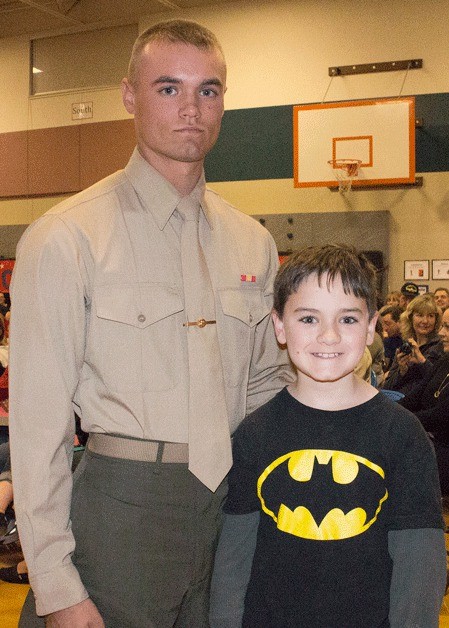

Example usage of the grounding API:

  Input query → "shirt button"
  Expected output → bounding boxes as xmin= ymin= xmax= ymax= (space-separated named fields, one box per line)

xmin=249 ymin=314 xmax=253 ymax=323
xmin=138 ymin=314 xmax=146 ymax=323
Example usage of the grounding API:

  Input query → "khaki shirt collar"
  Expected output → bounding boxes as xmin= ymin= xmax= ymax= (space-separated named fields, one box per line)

xmin=124 ymin=147 xmax=210 ymax=230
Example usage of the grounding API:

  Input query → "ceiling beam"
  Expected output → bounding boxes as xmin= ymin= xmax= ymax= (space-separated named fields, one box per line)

xmin=156 ymin=0 xmax=181 ymax=9
xmin=55 ymin=0 xmax=80 ymax=14
xmin=16 ymin=0 xmax=84 ymax=25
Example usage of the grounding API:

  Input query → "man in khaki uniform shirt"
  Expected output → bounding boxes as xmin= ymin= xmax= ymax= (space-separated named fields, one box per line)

xmin=9 ymin=20 xmax=292 ymax=628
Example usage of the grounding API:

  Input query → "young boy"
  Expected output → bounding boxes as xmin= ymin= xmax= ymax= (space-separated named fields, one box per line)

xmin=210 ymin=244 xmax=446 ymax=628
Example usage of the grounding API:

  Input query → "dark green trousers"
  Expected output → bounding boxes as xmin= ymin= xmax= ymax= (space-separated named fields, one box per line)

xmin=20 ymin=449 xmax=227 ymax=628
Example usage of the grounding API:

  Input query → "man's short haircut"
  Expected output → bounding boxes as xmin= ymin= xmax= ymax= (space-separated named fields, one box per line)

xmin=380 ymin=305 xmax=402 ymax=322
xmin=434 ymin=287 xmax=449 ymax=297
xmin=273 ymin=244 xmax=378 ymax=319
xmin=127 ymin=19 xmax=225 ymax=86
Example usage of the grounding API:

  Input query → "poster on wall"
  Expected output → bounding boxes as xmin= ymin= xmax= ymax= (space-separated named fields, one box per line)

xmin=432 ymin=259 xmax=449 ymax=280
xmin=0 ymin=259 xmax=14 ymax=293
xmin=404 ymin=259 xmax=429 ymax=281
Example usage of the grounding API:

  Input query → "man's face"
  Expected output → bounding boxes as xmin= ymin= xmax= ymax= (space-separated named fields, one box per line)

xmin=122 ymin=40 xmax=226 ymax=174
xmin=272 ymin=273 xmax=376 ymax=385
xmin=434 ymin=290 xmax=449 ymax=311
xmin=438 ymin=309 xmax=449 ymax=352
xmin=381 ymin=313 xmax=400 ymax=338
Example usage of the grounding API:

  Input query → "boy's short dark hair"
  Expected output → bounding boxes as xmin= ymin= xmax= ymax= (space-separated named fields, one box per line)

xmin=273 ymin=244 xmax=378 ymax=319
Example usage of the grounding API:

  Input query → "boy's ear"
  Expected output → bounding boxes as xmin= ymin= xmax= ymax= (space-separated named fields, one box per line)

xmin=272 ymin=310 xmax=286 ymax=345
xmin=366 ymin=312 xmax=379 ymax=345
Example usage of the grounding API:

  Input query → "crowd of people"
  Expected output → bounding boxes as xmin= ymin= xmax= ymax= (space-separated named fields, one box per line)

xmin=377 ymin=283 xmax=449 ymax=499
xmin=323 ymin=280 xmax=449 ymax=505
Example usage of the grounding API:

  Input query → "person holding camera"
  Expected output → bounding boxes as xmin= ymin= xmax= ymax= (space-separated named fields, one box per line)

xmin=383 ymin=293 xmax=444 ymax=396
xmin=399 ymin=306 xmax=449 ymax=496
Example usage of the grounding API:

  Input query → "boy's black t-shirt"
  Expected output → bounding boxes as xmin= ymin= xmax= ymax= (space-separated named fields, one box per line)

xmin=225 ymin=388 xmax=443 ymax=628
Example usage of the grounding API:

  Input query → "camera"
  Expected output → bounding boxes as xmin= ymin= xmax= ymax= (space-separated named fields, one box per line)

xmin=399 ymin=342 xmax=413 ymax=355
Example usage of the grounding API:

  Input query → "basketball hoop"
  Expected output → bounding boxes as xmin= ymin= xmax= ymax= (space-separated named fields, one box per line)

xmin=328 ymin=159 xmax=362 ymax=193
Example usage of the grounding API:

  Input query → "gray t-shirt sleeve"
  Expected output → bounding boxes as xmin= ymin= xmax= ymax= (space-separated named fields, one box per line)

xmin=388 ymin=528 xmax=447 ymax=628
xmin=209 ymin=511 xmax=260 ymax=628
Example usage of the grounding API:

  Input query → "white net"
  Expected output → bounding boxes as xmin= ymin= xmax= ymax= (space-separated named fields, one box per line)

xmin=328 ymin=159 xmax=362 ymax=193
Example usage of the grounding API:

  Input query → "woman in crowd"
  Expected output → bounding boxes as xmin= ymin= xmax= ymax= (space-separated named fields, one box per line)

xmin=383 ymin=293 xmax=444 ymax=396
xmin=400 ymin=306 xmax=449 ymax=495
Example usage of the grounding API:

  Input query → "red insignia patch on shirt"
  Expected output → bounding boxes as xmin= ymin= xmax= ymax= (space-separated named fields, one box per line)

xmin=240 ymin=274 xmax=256 ymax=283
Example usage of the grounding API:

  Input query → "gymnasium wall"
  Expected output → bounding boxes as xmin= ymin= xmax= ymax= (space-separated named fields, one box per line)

xmin=0 ymin=0 xmax=448 ymax=293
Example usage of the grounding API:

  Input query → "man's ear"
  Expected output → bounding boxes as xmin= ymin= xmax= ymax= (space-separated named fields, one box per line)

xmin=366 ymin=312 xmax=379 ymax=346
xmin=121 ymin=78 xmax=136 ymax=114
xmin=221 ymin=86 xmax=227 ymax=118
xmin=272 ymin=310 xmax=286 ymax=345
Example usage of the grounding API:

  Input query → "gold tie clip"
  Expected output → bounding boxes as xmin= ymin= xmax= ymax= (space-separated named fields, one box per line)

xmin=183 ymin=318 xmax=216 ymax=328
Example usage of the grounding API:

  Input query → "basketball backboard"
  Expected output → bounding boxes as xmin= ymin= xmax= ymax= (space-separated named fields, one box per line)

xmin=293 ymin=97 xmax=415 ymax=188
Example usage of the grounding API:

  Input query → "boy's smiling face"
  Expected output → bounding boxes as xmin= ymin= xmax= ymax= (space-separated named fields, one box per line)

xmin=273 ymin=272 xmax=377 ymax=385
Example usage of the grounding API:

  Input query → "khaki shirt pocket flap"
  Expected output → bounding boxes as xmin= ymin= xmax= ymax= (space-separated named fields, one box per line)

xmin=218 ymin=287 xmax=270 ymax=328
xmin=95 ymin=284 xmax=183 ymax=328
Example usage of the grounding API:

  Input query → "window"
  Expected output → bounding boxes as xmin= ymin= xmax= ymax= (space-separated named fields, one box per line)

xmin=31 ymin=23 xmax=137 ymax=95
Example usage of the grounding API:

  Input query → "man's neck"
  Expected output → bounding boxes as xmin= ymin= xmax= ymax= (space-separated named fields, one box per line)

xmin=138 ymin=146 xmax=204 ymax=196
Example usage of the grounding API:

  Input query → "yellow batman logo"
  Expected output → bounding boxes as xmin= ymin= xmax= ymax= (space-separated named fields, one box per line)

xmin=257 ymin=449 xmax=388 ymax=541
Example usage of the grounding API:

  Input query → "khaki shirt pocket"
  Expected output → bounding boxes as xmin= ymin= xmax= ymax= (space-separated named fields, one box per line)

xmin=91 ymin=283 xmax=184 ymax=392
xmin=218 ymin=287 xmax=271 ymax=387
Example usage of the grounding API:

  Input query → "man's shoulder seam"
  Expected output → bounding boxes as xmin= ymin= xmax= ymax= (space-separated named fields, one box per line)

xmin=48 ymin=171 xmax=127 ymax=217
